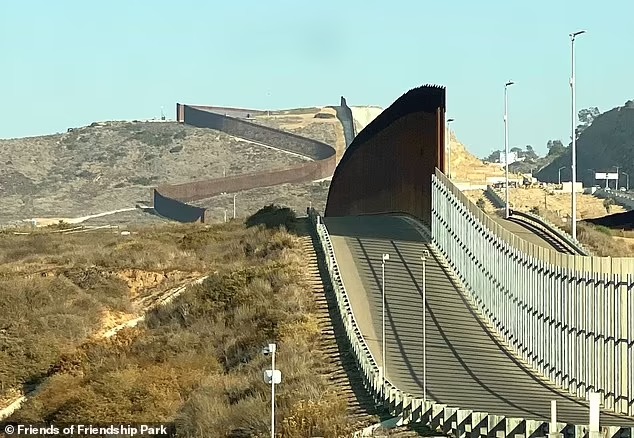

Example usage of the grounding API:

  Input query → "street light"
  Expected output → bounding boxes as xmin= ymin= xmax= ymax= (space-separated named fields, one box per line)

xmin=504 ymin=80 xmax=515 ymax=219
xmin=623 ymin=172 xmax=630 ymax=191
xmin=446 ymin=118 xmax=455 ymax=178
xmin=558 ymin=166 xmax=567 ymax=185
xmin=421 ymin=250 xmax=430 ymax=404
xmin=570 ymin=29 xmax=586 ymax=240
xmin=262 ymin=343 xmax=281 ymax=438
xmin=381 ymin=253 xmax=390 ymax=388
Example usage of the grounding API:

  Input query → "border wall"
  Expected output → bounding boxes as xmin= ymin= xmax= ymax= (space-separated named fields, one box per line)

xmin=153 ymin=104 xmax=336 ymax=222
xmin=331 ymin=96 xmax=355 ymax=148
xmin=325 ymin=85 xmax=446 ymax=225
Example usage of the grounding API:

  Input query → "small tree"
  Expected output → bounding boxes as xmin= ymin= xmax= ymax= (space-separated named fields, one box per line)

xmin=476 ymin=198 xmax=487 ymax=210
xmin=603 ymin=198 xmax=615 ymax=214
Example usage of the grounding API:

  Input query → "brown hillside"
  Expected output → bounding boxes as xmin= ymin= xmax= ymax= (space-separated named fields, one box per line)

xmin=449 ymin=131 xmax=510 ymax=185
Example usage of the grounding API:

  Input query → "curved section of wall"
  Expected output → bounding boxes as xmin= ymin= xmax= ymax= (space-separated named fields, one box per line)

xmin=331 ymin=96 xmax=355 ymax=148
xmin=153 ymin=190 xmax=207 ymax=223
xmin=154 ymin=104 xmax=336 ymax=222
xmin=184 ymin=106 xmax=333 ymax=160
xmin=325 ymin=85 xmax=446 ymax=224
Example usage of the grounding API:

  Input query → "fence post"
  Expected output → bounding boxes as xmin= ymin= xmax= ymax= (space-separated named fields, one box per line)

xmin=589 ymin=392 xmax=602 ymax=438
xmin=548 ymin=400 xmax=562 ymax=438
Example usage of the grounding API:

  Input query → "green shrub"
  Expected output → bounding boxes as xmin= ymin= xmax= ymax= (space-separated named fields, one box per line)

xmin=245 ymin=204 xmax=297 ymax=231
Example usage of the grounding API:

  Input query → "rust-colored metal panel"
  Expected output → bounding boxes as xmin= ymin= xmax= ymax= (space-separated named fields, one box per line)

xmin=325 ymin=85 xmax=446 ymax=225
xmin=154 ymin=103 xmax=337 ymax=222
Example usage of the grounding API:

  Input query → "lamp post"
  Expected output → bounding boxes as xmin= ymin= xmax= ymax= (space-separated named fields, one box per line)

xmin=570 ymin=30 xmax=586 ymax=240
xmin=262 ymin=343 xmax=281 ymax=438
xmin=614 ymin=166 xmax=620 ymax=190
xmin=622 ymin=172 xmax=630 ymax=191
xmin=446 ymin=118 xmax=455 ymax=178
xmin=558 ymin=166 xmax=567 ymax=185
xmin=381 ymin=253 xmax=390 ymax=388
xmin=504 ymin=81 xmax=515 ymax=219
xmin=421 ymin=250 xmax=430 ymax=404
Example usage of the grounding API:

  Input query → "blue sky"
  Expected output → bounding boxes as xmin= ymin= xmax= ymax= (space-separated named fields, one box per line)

xmin=1 ymin=0 xmax=632 ymax=157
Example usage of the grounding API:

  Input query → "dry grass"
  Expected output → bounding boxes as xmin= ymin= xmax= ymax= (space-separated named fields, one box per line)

xmin=529 ymin=207 xmax=634 ymax=257
xmin=6 ymin=208 xmax=355 ymax=437
xmin=0 ymin=121 xmax=307 ymax=225
xmin=253 ymin=108 xmax=347 ymax=162
xmin=506 ymin=187 xmax=626 ymax=219
xmin=0 ymin=220 xmax=245 ymax=400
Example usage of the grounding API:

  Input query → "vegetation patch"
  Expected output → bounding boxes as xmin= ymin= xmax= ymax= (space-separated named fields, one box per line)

xmin=245 ymin=204 xmax=298 ymax=231
xmin=4 ymin=215 xmax=354 ymax=436
xmin=536 ymin=208 xmax=634 ymax=257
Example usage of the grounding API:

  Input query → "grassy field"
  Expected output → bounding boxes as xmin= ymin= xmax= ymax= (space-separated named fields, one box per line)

xmin=2 ymin=208 xmax=358 ymax=437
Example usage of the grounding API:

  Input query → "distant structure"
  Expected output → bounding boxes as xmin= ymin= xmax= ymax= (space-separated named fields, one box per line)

xmin=499 ymin=151 xmax=523 ymax=165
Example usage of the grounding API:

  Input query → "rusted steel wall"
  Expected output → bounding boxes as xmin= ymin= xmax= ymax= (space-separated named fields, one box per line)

xmin=183 ymin=105 xmax=334 ymax=160
xmin=332 ymin=96 xmax=355 ymax=148
xmin=153 ymin=189 xmax=206 ymax=223
xmin=156 ymin=157 xmax=334 ymax=202
xmin=325 ymin=85 xmax=446 ymax=225
xmin=154 ymin=104 xmax=336 ymax=222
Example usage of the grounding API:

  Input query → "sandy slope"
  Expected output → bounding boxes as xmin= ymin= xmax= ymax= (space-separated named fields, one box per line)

xmin=349 ymin=106 xmax=383 ymax=137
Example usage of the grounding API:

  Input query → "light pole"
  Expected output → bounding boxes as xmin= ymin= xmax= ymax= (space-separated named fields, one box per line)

xmin=421 ymin=250 xmax=429 ymax=404
xmin=570 ymin=30 xmax=586 ymax=240
xmin=622 ymin=172 xmax=630 ymax=191
xmin=558 ymin=166 xmax=567 ymax=185
xmin=381 ymin=253 xmax=390 ymax=388
xmin=504 ymin=81 xmax=515 ymax=219
xmin=614 ymin=166 xmax=620 ymax=190
xmin=233 ymin=194 xmax=236 ymax=219
xmin=446 ymin=118 xmax=455 ymax=178
xmin=262 ymin=343 xmax=281 ymax=438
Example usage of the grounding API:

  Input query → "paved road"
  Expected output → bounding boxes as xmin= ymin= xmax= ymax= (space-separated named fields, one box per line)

xmin=324 ymin=215 xmax=634 ymax=427
xmin=491 ymin=216 xmax=562 ymax=252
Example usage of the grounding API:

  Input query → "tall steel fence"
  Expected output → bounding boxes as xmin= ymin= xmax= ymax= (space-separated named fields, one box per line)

xmin=431 ymin=170 xmax=634 ymax=416
xmin=308 ymin=208 xmax=633 ymax=437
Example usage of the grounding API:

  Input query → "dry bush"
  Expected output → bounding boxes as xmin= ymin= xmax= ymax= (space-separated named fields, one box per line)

xmin=8 ymin=223 xmax=352 ymax=437
xmin=245 ymin=204 xmax=298 ymax=232
xmin=0 ymin=276 xmax=109 ymax=391
xmin=280 ymin=392 xmax=355 ymax=438
xmin=576 ymin=223 xmax=634 ymax=257
xmin=538 ymin=210 xmax=634 ymax=257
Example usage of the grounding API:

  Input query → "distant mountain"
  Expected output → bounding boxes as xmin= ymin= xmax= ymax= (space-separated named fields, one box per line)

xmin=536 ymin=100 xmax=634 ymax=187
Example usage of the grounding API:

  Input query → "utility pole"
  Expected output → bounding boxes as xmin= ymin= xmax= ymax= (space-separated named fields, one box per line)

xmin=262 ymin=344 xmax=281 ymax=438
xmin=570 ymin=30 xmax=586 ymax=240
xmin=446 ymin=118 xmax=455 ymax=178
xmin=615 ymin=166 xmax=620 ymax=190
xmin=504 ymin=81 xmax=515 ymax=219
xmin=421 ymin=250 xmax=429 ymax=404
xmin=381 ymin=253 xmax=390 ymax=393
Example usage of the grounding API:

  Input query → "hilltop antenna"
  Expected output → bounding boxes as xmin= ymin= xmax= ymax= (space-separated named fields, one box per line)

xmin=161 ymin=106 xmax=165 ymax=121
